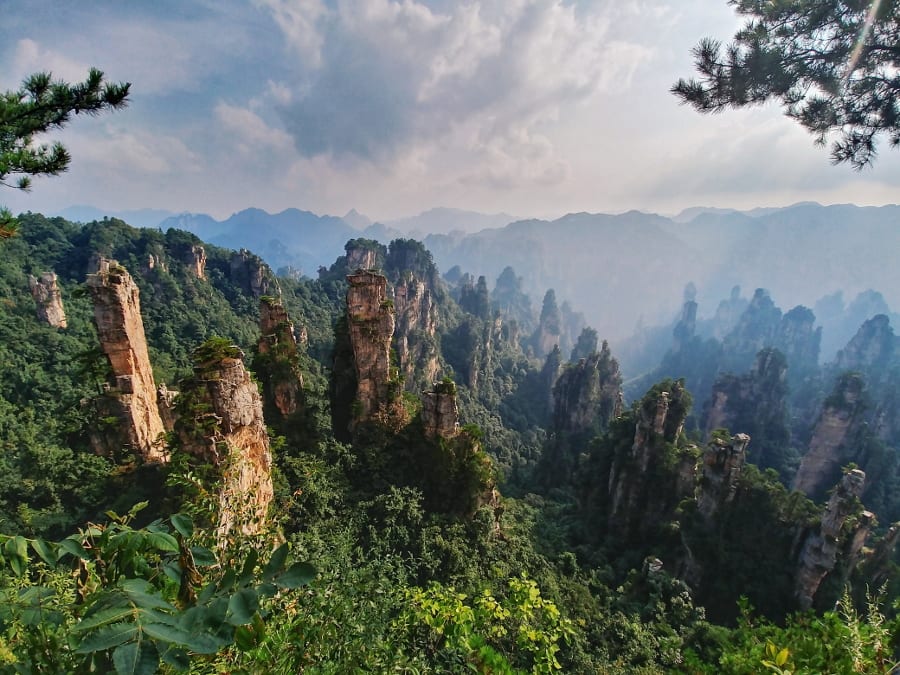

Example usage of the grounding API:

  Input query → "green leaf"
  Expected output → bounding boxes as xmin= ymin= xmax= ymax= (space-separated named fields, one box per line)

xmin=113 ymin=640 xmax=159 ymax=675
xmin=5 ymin=536 xmax=27 ymax=576
xmin=262 ymin=543 xmax=289 ymax=581
xmin=74 ymin=622 xmax=139 ymax=653
xmin=776 ymin=647 xmax=789 ymax=667
xmin=160 ymin=645 xmax=190 ymax=671
xmin=30 ymin=537 xmax=58 ymax=566
xmin=239 ymin=548 xmax=259 ymax=584
xmin=71 ymin=606 xmax=135 ymax=634
xmin=275 ymin=561 xmax=316 ymax=589
xmin=141 ymin=622 xmax=196 ymax=646
xmin=170 ymin=513 xmax=193 ymax=538
xmin=58 ymin=536 xmax=92 ymax=561
xmin=191 ymin=546 xmax=216 ymax=567
xmin=146 ymin=531 xmax=178 ymax=552
xmin=226 ymin=588 xmax=259 ymax=626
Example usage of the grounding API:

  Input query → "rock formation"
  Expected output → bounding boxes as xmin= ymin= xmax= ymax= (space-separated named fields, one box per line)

xmin=834 ymin=314 xmax=895 ymax=382
xmin=696 ymin=433 xmax=750 ymax=520
xmin=86 ymin=259 xmax=167 ymax=463
xmin=176 ymin=341 xmax=274 ymax=541
xmin=345 ymin=239 xmax=379 ymax=271
xmin=721 ymin=289 xmax=783 ymax=372
xmin=795 ymin=469 xmax=867 ymax=609
xmin=182 ymin=244 xmax=206 ymax=279
xmin=703 ymin=348 xmax=790 ymax=474
xmin=28 ymin=271 xmax=67 ymax=328
xmin=776 ymin=305 xmax=821 ymax=377
xmin=532 ymin=289 xmax=562 ymax=358
xmin=393 ymin=273 xmax=439 ymax=390
xmin=230 ymin=249 xmax=278 ymax=298
xmin=607 ymin=381 xmax=695 ymax=541
xmin=793 ymin=373 xmax=867 ymax=497
xmin=157 ymin=383 xmax=179 ymax=432
xmin=672 ymin=300 xmax=697 ymax=354
xmin=257 ymin=297 xmax=303 ymax=417
xmin=422 ymin=380 xmax=459 ymax=439
xmin=711 ymin=285 xmax=748 ymax=340
xmin=346 ymin=271 xmax=396 ymax=423
xmin=551 ymin=341 xmax=623 ymax=436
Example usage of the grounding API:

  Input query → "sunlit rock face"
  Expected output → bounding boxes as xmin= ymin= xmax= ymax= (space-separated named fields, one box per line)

xmin=422 ymin=380 xmax=459 ymax=440
xmin=551 ymin=341 xmax=623 ymax=435
xmin=86 ymin=258 xmax=167 ymax=463
xmin=230 ymin=248 xmax=279 ymax=298
xmin=177 ymin=349 xmax=274 ymax=542
xmin=346 ymin=271 xmax=396 ymax=423
xmin=29 ymin=271 xmax=67 ymax=328
xmin=393 ymin=274 xmax=439 ymax=391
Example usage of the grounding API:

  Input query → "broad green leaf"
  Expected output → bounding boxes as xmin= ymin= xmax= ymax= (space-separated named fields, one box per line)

xmin=262 ymin=542 xmax=289 ymax=581
xmin=113 ymin=640 xmax=159 ymax=675
xmin=170 ymin=513 xmax=193 ymax=538
xmin=226 ymin=588 xmax=259 ymax=626
xmin=162 ymin=561 xmax=182 ymax=584
xmin=141 ymin=622 xmax=196 ymax=646
xmin=239 ymin=548 xmax=259 ymax=584
xmin=71 ymin=606 xmax=135 ymax=634
xmin=58 ymin=536 xmax=92 ymax=561
xmin=191 ymin=546 xmax=216 ymax=567
xmin=160 ymin=645 xmax=190 ymax=671
xmin=5 ymin=536 xmax=27 ymax=576
xmin=74 ymin=622 xmax=139 ymax=653
xmin=30 ymin=537 xmax=58 ymax=566
xmin=128 ymin=501 xmax=150 ymax=518
xmin=275 ymin=561 xmax=316 ymax=589
xmin=146 ymin=531 xmax=178 ymax=552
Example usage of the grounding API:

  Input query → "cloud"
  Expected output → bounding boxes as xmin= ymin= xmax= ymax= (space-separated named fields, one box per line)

xmin=5 ymin=39 xmax=91 ymax=89
xmin=260 ymin=0 xmax=653 ymax=190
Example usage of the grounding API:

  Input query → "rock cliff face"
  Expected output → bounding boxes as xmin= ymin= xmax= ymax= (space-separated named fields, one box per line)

xmin=795 ymin=469 xmax=867 ymax=609
xmin=696 ymin=433 xmax=750 ymax=520
xmin=257 ymin=297 xmax=303 ymax=417
xmin=672 ymin=300 xmax=697 ymax=354
xmin=703 ymin=348 xmax=790 ymax=474
xmin=347 ymin=271 xmax=396 ymax=423
xmin=28 ymin=271 xmax=67 ymax=328
xmin=422 ymin=380 xmax=459 ymax=439
xmin=393 ymin=274 xmax=439 ymax=390
xmin=551 ymin=341 xmax=623 ymax=436
xmin=346 ymin=239 xmax=379 ymax=270
xmin=183 ymin=244 xmax=207 ymax=279
xmin=86 ymin=259 xmax=167 ymax=463
xmin=230 ymin=249 xmax=279 ymax=298
xmin=793 ymin=373 xmax=867 ymax=497
xmin=607 ymin=381 xmax=695 ymax=541
xmin=712 ymin=285 xmax=749 ymax=340
xmin=777 ymin=306 xmax=821 ymax=377
xmin=835 ymin=314 xmax=895 ymax=381
xmin=177 ymin=344 xmax=274 ymax=541
xmin=721 ymin=289 xmax=783 ymax=371
xmin=533 ymin=290 xmax=562 ymax=358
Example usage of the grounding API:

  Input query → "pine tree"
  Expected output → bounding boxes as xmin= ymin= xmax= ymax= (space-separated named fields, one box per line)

xmin=673 ymin=0 xmax=900 ymax=168
xmin=1 ymin=68 xmax=130 ymax=237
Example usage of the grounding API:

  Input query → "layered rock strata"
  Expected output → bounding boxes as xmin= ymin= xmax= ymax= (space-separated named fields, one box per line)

xmin=346 ymin=271 xmax=396 ymax=423
xmin=86 ymin=259 xmax=167 ymax=463
xmin=393 ymin=274 xmax=439 ymax=390
xmin=29 ymin=271 xmax=67 ymax=328
xmin=422 ymin=380 xmax=459 ymax=439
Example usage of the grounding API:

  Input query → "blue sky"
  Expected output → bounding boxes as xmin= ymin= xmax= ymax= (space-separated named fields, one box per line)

xmin=2 ymin=0 xmax=899 ymax=221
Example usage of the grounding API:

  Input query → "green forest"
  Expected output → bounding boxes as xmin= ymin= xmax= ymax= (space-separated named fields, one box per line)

xmin=1 ymin=213 xmax=900 ymax=674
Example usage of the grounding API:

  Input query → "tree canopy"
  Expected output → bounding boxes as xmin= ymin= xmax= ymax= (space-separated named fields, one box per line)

xmin=672 ymin=0 xmax=900 ymax=168
xmin=0 ymin=68 xmax=130 ymax=237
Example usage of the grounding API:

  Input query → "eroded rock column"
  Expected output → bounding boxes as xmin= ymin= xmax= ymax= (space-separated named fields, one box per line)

xmin=87 ymin=259 xmax=167 ymax=463
xmin=29 ymin=271 xmax=67 ymax=328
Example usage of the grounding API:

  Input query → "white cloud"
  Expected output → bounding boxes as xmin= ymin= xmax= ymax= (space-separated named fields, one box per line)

xmin=5 ymin=39 xmax=91 ymax=89
xmin=254 ymin=0 xmax=329 ymax=67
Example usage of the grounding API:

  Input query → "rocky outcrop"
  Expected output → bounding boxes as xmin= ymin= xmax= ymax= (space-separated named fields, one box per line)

xmin=257 ymin=297 xmax=303 ymax=417
xmin=795 ymin=469 xmax=867 ymax=609
xmin=696 ymin=433 xmax=750 ymax=520
xmin=703 ymin=348 xmax=790 ymax=474
xmin=86 ymin=259 xmax=167 ymax=463
xmin=777 ymin=306 xmax=821 ymax=376
xmin=182 ymin=244 xmax=206 ymax=279
xmin=346 ymin=271 xmax=396 ymax=423
xmin=28 ymin=271 xmax=67 ymax=328
xmin=672 ymin=300 xmax=697 ymax=354
xmin=177 ymin=342 xmax=274 ymax=541
xmin=712 ymin=285 xmax=749 ymax=340
xmin=230 ymin=249 xmax=278 ymax=298
xmin=346 ymin=239 xmax=379 ymax=271
xmin=721 ymin=289 xmax=783 ymax=371
xmin=608 ymin=381 xmax=695 ymax=541
xmin=551 ymin=341 xmax=623 ymax=436
xmin=157 ymin=384 xmax=179 ymax=432
xmin=422 ymin=380 xmax=459 ymax=439
xmin=794 ymin=373 xmax=867 ymax=497
xmin=393 ymin=273 xmax=439 ymax=390
xmin=834 ymin=314 xmax=895 ymax=381
xmin=533 ymin=289 xmax=562 ymax=358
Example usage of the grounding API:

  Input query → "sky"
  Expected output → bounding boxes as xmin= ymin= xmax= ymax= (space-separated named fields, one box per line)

xmin=2 ymin=0 xmax=899 ymax=222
